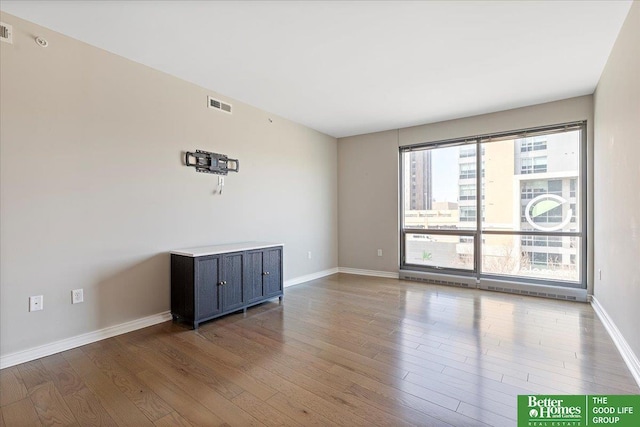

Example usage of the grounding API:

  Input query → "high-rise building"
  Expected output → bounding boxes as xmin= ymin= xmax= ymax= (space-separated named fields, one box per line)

xmin=408 ymin=151 xmax=432 ymax=210
xmin=456 ymin=133 xmax=579 ymax=279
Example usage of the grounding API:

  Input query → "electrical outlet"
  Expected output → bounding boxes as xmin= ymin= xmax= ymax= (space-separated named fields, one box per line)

xmin=307 ymin=251 xmax=312 ymax=260
xmin=29 ymin=295 xmax=43 ymax=312
xmin=377 ymin=249 xmax=383 ymax=257
xmin=72 ymin=289 xmax=84 ymax=304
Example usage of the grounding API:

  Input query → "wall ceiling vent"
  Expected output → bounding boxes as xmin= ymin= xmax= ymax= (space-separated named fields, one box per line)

xmin=207 ymin=96 xmax=232 ymax=114
xmin=0 ymin=22 xmax=13 ymax=44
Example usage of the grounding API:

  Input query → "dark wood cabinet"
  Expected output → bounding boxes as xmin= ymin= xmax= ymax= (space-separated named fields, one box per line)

xmin=243 ymin=250 xmax=265 ymax=304
xmin=171 ymin=243 xmax=283 ymax=329
xmin=243 ymin=246 xmax=283 ymax=303
xmin=220 ymin=252 xmax=244 ymax=312
xmin=263 ymin=247 xmax=283 ymax=298
xmin=196 ymin=256 xmax=221 ymax=320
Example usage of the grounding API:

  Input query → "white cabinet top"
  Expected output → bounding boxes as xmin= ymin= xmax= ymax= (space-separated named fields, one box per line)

xmin=170 ymin=241 xmax=283 ymax=257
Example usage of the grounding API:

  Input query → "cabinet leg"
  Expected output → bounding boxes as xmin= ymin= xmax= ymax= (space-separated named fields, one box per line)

xmin=192 ymin=321 xmax=199 ymax=330
xmin=243 ymin=307 xmax=247 ymax=315
xmin=279 ymin=296 xmax=283 ymax=303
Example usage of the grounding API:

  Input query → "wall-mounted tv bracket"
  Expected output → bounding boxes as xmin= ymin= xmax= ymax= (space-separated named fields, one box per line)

xmin=185 ymin=150 xmax=239 ymax=175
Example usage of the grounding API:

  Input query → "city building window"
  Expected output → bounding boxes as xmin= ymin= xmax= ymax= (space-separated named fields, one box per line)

xmin=460 ymin=147 xmax=476 ymax=158
xmin=527 ymin=252 xmax=560 ymax=268
xmin=521 ymin=236 xmax=563 ymax=247
xmin=548 ymin=179 xmax=562 ymax=196
xmin=520 ymin=137 xmax=547 ymax=152
xmin=459 ymin=163 xmax=476 ymax=179
xmin=460 ymin=207 xmax=476 ymax=222
xmin=459 ymin=184 xmax=476 ymax=200
xmin=521 ymin=180 xmax=548 ymax=199
xmin=521 ymin=156 xmax=547 ymax=174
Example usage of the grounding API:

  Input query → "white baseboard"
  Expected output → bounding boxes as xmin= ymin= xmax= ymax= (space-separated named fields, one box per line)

xmin=338 ymin=267 xmax=399 ymax=279
xmin=284 ymin=266 xmax=399 ymax=287
xmin=284 ymin=267 xmax=339 ymax=288
xmin=0 ymin=311 xmax=172 ymax=370
xmin=591 ymin=296 xmax=640 ymax=387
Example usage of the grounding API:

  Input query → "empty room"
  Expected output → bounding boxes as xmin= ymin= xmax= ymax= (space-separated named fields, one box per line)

xmin=1 ymin=1 xmax=639 ymax=426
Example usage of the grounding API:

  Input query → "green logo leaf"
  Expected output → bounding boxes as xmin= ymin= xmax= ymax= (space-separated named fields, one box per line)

xmin=531 ymin=199 xmax=561 ymax=217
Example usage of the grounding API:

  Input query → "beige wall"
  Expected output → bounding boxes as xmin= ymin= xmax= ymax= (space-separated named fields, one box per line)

xmin=0 ymin=13 xmax=338 ymax=357
xmin=338 ymin=96 xmax=594 ymax=287
xmin=593 ymin=1 xmax=640 ymax=357
xmin=338 ymin=130 xmax=400 ymax=272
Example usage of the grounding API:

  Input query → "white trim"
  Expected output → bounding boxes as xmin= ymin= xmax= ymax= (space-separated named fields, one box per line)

xmin=591 ymin=296 xmax=640 ymax=387
xmin=284 ymin=266 xmax=400 ymax=287
xmin=338 ymin=267 xmax=399 ymax=279
xmin=284 ymin=268 xmax=339 ymax=288
xmin=0 ymin=311 xmax=172 ymax=370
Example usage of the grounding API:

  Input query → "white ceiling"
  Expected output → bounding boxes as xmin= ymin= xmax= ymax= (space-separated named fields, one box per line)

xmin=1 ymin=1 xmax=632 ymax=138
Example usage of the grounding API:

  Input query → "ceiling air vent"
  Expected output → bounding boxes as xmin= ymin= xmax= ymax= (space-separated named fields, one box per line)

xmin=207 ymin=96 xmax=232 ymax=114
xmin=0 ymin=22 xmax=13 ymax=44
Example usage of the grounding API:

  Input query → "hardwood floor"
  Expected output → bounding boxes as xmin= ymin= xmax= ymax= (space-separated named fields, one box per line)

xmin=2 ymin=273 xmax=638 ymax=426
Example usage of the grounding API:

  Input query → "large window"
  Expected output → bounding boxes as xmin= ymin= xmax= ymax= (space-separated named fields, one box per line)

xmin=400 ymin=122 xmax=586 ymax=288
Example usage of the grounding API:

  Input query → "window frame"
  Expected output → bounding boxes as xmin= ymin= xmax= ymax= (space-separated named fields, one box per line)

xmin=399 ymin=121 xmax=587 ymax=289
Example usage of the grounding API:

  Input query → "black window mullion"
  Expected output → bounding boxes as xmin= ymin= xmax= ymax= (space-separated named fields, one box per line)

xmin=475 ymin=139 xmax=482 ymax=278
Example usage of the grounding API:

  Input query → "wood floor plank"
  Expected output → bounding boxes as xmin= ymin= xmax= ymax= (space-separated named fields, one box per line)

xmin=2 ymin=397 xmax=43 ymax=426
xmin=17 ymin=360 xmax=53 ymax=393
xmin=121 ymin=339 xmax=265 ymax=427
xmin=221 ymin=321 xmax=428 ymax=427
xmin=0 ymin=367 xmax=28 ymax=407
xmin=40 ymin=354 xmax=85 ymax=397
xmin=62 ymin=349 xmax=155 ymax=427
xmin=81 ymin=344 xmax=173 ymax=421
xmin=264 ymin=392 xmax=339 ymax=427
xmin=154 ymin=332 xmax=278 ymax=401
xmin=330 ymin=364 xmax=480 ymax=426
xmin=239 ymin=358 xmax=379 ymax=427
xmin=88 ymin=339 xmax=153 ymax=375
xmin=134 ymin=370 xmax=227 ymax=427
xmin=404 ymin=371 xmax=518 ymax=413
xmin=345 ymin=382 xmax=462 ymax=427
xmin=63 ymin=387 xmax=118 ymax=427
xmin=153 ymin=411 xmax=193 ymax=427
xmin=230 ymin=391 xmax=304 ymax=427
xmin=29 ymin=382 xmax=78 ymax=426
xmin=118 ymin=329 xmax=245 ymax=401
xmin=456 ymin=401 xmax=516 ymax=425
xmin=172 ymin=329 xmax=248 ymax=369
xmin=247 ymin=354 xmax=414 ymax=427
xmin=219 ymin=322 xmax=337 ymax=375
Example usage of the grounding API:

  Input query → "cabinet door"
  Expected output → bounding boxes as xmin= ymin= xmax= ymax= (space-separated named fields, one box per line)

xmin=221 ymin=252 xmax=244 ymax=312
xmin=243 ymin=250 xmax=264 ymax=304
xmin=263 ymin=247 xmax=283 ymax=297
xmin=196 ymin=256 xmax=221 ymax=320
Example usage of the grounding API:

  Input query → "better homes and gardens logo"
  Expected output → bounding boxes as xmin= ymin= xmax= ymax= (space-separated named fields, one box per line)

xmin=518 ymin=395 xmax=640 ymax=427
xmin=522 ymin=395 xmax=583 ymax=425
